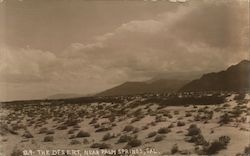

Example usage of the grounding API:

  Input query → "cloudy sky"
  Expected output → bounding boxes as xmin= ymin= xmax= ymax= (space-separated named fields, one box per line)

xmin=0 ymin=0 xmax=249 ymax=101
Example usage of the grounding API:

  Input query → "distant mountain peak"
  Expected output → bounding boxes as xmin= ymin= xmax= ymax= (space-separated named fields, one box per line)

xmin=97 ymin=79 xmax=188 ymax=96
xmin=180 ymin=60 xmax=250 ymax=92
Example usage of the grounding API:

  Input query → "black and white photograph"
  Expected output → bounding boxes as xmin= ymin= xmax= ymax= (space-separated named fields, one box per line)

xmin=0 ymin=0 xmax=249 ymax=155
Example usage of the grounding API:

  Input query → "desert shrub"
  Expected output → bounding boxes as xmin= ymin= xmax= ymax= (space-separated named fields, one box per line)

xmin=171 ymin=144 xmax=179 ymax=154
xmin=132 ymin=128 xmax=139 ymax=134
xmin=187 ymin=134 xmax=208 ymax=146
xmin=142 ymin=125 xmax=148 ymax=130
xmin=73 ymin=124 xmax=81 ymax=129
xmin=10 ymin=148 xmax=23 ymax=156
xmin=223 ymin=103 xmax=230 ymax=108
xmin=204 ymin=136 xmax=230 ymax=155
xmin=117 ymin=135 xmax=134 ymax=143
xmin=46 ymin=130 xmax=55 ymax=135
xmin=94 ymin=124 xmax=100 ymax=129
xmin=150 ymin=122 xmax=157 ymax=126
xmin=89 ymin=118 xmax=97 ymax=124
xmin=44 ymin=136 xmax=54 ymax=142
xmin=155 ymin=116 xmax=166 ymax=122
xmin=158 ymin=127 xmax=171 ymax=134
xmin=187 ymin=124 xmax=201 ymax=136
xmin=168 ymin=123 xmax=174 ymax=128
xmin=231 ymin=108 xmax=243 ymax=117
xmin=68 ymin=129 xmax=75 ymax=134
xmin=22 ymin=131 xmax=33 ymax=138
xmin=147 ymin=131 xmax=157 ymax=138
xmin=56 ymin=124 xmax=68 ymax=130
xmin=64 ymin=119 xmax=79 ymax=127
xmin=83 ymin=139 xmax=89 ymax=144
xmin=95 ymin=126 xmax=112 ymax=132
xmin=244 ymin=145 xmax=250 ymax=154
xmin=102 ymin=133 xmax=114 ymax=141
xmin=127 ymin=138 xmax=142 ymax=147
xmin=108 ymin=116 xmax=115 ymax=123
xmin=207 ymin=111 xmax=214 ymax=120
xmin=38 ymin=127 xmax=48 ymax=134
xmin=218 ymin=136 xmax=230 ymax=146
xmin=123 ymin=125 xmax=134 ymax=132
xmin=219 ymin=113 xmax=231 ymax=124
xmin=185 ymin=112 xmax=192 ymax=117
xmin=131 ymin=116 xmax=143 ymax=123
xmin=177 ymin=121 xmax=185 ymax=127
xmin=166 ymin=114 xmax=173 ymax=119
xmin=90 ymin=143 xmax=111 ymax=149
xmin=76 ymin=130 xmax=90 ymax=138
xmin=234 ymin=93 xmax=245 ymax=101
xmin=174 ymin=110 xmax=179 ymax=115
xmin=194 ymin=114 xmax=201 ymax=121
xmin=154 ymin=135 xmax=165 ymax=142
xmin=70 ymin=139 xmax=81 ymax=145
xmin=68 ymin=135 xmax=75 ymax=139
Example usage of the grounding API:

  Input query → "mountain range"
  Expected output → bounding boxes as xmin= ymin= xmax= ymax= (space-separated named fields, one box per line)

xmin=97 ymin=60 xmax=250 ymax=96
xmin=97 ymin=79 xmax=188 ymax=96
xmin=48 ymin=60 xmax=250 ymax=98
xmin=180 ymin=60 xmax=250 ymax=92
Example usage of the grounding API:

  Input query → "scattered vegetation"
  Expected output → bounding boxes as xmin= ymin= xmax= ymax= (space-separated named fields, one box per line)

xmin=123 ymin=125 xmax=134 ymax=132
xmin=76 ymin=131 xmax=90 ymax=138
xmin=90 ymin=143 xmax=111 ymax=149
xmin=43 ymin=136 xmax=54 ymax=142
xmin=203 ymin=136 xmax=231 ymax=155
xmin=154 ymin=135 xmax=165 ymax=142
xmin=102 ymin=133 xmax=114 ymax=141
xmin=147 ymin=131 xmax=157 ymax=138
xmin=187 ymin=124 xmax=201 ymax=136
xmin=10 ymin=148 xmax=23 ymax=156
xmin=177 ymin=121 xmax=185 ymax=127
xmin=127 ymin=138 xmax=142 ymax=147
xmin=158 ymin=127 xmax=171 ymax=134
xmin=171 ymin=144 xmax=179 ymax=154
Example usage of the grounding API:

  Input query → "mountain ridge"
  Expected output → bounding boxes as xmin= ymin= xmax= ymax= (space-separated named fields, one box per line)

xmin=97 ymin=79 xmax=188 ymax=96
xmin=180 ymin=60 xmax=250 ymax=92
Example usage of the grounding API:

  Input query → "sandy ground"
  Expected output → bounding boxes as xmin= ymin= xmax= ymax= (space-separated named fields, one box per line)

xmin=0 ymin=93 xmax=249 ymax=156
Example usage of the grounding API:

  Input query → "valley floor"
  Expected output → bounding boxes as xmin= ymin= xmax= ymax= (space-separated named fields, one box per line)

xmin=0 ymin=93 xmax=249 ymax=156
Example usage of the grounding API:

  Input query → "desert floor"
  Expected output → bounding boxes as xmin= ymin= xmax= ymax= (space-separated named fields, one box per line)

xmin=0 ymin=93 xmax=249 ymax=156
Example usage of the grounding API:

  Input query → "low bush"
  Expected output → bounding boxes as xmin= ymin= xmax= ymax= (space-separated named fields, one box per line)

xmin=10 ymin=148 xmax=23 ymax=156
xmin=123 ymin=125 xmax=134 ymax=132
xmin=187 ymin=134 xmax=208 ymax=146
xmin=90 ymin=143 xmax=111 ymax=149
xmin=177 ymin=121 xmax=185 ymax=127
xmin=154 ymin=135 xmax=165 ymax=142
xmin=203 ymin=136 xmax=230 ymax=155
xmin=147 ymin=131 xmax=157 ymax=138
xmin=22 ymin=131 xmax=33 ymax=138
xmin=187 ymin=124 xmax=201 ymax=136
xmin=102 ymin=133 xmax=114 ymax=141
xmin=117 ymin=135 xmax=133 ymax=143
xmin=171 ymin=144 xmax=179 ymax=154
xmin=127 ymin=138 xmax=142 ymax=147
xmin=76 ymin=130 xmax=90 ymax=138
xmin=46 ymin=130 xmax=55 ymax=135
xmin=244 ymin=145 xmax=250 ymax=154
xmin=70 ymin=139 xmax=81 ymax=145
xmin=158 ymin=127 xmax=171 ymax=134
xmin=44 ymin=136 xmax=54 ymax=142
xmin=219 ymin=113 xmax=231 ymax=124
